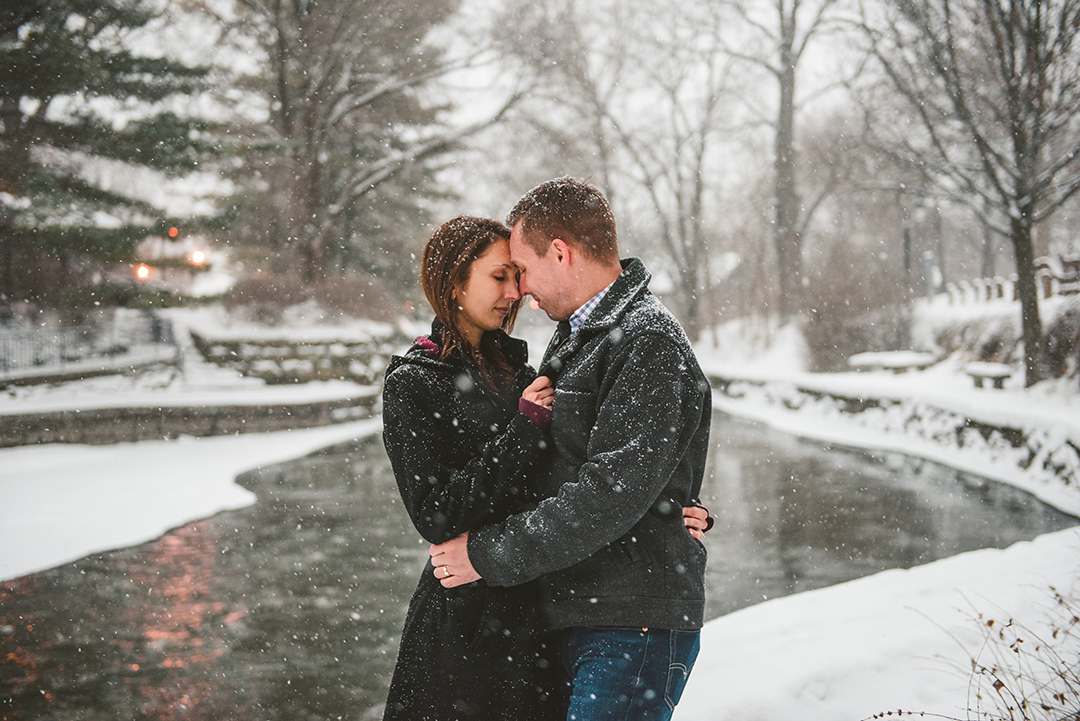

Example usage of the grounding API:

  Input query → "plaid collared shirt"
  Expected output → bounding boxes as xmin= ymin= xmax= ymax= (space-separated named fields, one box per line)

xmin=568 ymin=281 xmax=614 ymax=334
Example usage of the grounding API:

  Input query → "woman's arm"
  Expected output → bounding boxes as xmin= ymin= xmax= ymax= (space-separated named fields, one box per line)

xmin=383 ymin=365 xmax=548 ymax=545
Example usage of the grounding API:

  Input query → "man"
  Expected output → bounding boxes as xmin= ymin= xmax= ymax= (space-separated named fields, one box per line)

xmin=430 ymin=177 xmax=712 ymax=720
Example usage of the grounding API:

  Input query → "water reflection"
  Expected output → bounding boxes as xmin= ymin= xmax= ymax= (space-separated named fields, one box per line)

xmin=0 ymin=440 xmax=421 ymax=721
xmin=0 ymin=413 xmax=1075 ymax=719
xmin=698 ymin=416 xmax=1077 ymax=618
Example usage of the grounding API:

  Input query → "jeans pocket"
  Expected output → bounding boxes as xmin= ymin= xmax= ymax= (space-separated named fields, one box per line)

xmin=664 ymin=630 xmax=700 ymax=710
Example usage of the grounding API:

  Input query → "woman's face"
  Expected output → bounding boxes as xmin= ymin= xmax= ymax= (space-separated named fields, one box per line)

xmin=455 ymin=238 xmax=520 ymax=346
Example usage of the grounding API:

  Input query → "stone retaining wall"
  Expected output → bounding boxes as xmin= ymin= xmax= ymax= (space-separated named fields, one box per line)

xmin=709 ymin=374 xmax=1080 ymax=514
xmin=0 ymin=393 xmax=378 ymax=448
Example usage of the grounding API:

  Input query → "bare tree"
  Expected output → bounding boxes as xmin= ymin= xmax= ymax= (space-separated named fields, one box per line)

xmin=721 ymin=0 xmax=845 ymax=321
xmin=497 ymin=0 xmax=742 ymax=340
xmin=856 ymin=0 xmax=1080 ymax=385
xmin=604 ymin=0 xmax=740 ymax=339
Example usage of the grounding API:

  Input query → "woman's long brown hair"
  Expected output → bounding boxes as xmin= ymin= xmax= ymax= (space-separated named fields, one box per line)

xmin=420 ymin=216 xmax=521 ymax=389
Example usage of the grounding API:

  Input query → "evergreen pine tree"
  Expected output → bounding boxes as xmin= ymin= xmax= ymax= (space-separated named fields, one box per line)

xmin=0 ymin=0 xmax=221 ymax=307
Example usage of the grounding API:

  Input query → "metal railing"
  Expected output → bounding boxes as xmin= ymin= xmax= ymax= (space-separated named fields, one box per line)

xmin=941 ymin=254 xmax=1080 ymax=306
xmin=0 ymin=313 xmax=179 ymax=377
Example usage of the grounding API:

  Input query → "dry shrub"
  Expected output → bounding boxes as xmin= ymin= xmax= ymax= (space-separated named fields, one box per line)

xmin=1045 ymin=306 xmax=1080 ymax=379
xmin=932 ymin=305 xmax=1078 ymax=378
xmin=864 ymin=588 xmax=1080 ymax=721
xmin=313 ymin=273 xmax=399 ymax=322
xmin=223 ymin=273 xmax=309 ymax=325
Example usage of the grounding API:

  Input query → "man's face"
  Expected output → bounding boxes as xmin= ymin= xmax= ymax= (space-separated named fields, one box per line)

xmin=509 ymin=221 xmax=572 ymax=321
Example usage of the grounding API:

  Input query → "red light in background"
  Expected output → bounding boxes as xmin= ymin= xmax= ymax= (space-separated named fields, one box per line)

xmin=168 ymin=227 xmax=179 ymax=238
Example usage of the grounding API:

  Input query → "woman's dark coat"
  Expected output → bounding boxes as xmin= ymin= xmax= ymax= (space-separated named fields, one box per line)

xmin=381 ymin=323 xmax=561 ymax=721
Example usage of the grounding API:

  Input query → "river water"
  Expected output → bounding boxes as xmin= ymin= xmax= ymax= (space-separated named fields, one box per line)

xmin=1 ymin=412 xmax=1075 ymax=720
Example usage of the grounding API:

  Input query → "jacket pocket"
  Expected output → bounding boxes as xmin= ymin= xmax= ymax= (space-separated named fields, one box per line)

xmin=610 ymin=535 xmax=648 ymax=567
xmin=553 ymin=385 xmax=594 ymax=408
xmin=443 ymin=585 xmax=489 ymax=648
xmin=552 ymin=386 xmax=595 ymax=458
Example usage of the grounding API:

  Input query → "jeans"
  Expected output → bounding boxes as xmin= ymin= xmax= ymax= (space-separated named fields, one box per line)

xmin=559 ymin=626 xmax=701 ymax=721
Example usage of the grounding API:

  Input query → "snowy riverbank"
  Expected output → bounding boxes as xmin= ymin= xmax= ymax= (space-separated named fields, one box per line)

xmin=678 ymin=525 xmax=1079 ymax=720
xmin=696 ymin=318 xmax=1080 ymax=518
xmin=705 ymin=358 xmax=1080 ymax=518
xmin=0 ymin=418 xmax=381 ymax=581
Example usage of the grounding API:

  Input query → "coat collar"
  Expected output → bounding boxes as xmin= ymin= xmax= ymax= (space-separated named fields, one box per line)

xmin=577 ymin=258 xmax=651 ymax=333
xmin=539 ymin=258 xmax=651 ymax=376
xmin=387 ymin=317 xmax=530 ymax=382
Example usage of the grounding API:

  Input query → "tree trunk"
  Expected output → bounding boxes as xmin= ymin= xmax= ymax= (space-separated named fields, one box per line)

xmin=679 ymin=264 xmax=702 ymax=342
xmin=980 ymin=223 xmax=995 ymax=279
xmin=1011 ymin=212 xmax=1044 ymax=386
xmin=773 ymin=13 xmax=801 ymax=321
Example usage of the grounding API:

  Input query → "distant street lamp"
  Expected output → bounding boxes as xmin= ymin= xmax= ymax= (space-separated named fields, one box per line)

xmin=136 ymin=264 xmax=151 ymax=280
xmin=190 ymin=249 xmax=206 ymax=266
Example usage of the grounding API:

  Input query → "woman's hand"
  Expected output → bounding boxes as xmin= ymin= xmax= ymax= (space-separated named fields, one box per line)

xmin=683 ymin=505 xmax=713 ymax=540
xmin=522 ymin=375 xmax=554 ymax=409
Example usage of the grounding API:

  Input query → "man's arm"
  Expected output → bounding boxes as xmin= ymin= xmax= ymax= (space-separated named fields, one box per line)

xmin=430 ymin=504 xmax=711 ymax=588
xmin=446 ymin=333 xmax=708 ymax=588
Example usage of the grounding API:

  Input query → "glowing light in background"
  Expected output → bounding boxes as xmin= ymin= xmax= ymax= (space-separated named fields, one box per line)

xmin=168 ymin=227 xmax=179 ymax=238
xmin=190 ymin=250 xmax=206 ymax=266
xmin=136 ymin=264 xmax=150 ymax=280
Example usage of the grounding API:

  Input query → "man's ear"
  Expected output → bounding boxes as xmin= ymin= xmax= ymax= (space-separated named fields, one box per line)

xmin=551 ymin=238 xmax=571 ymax=266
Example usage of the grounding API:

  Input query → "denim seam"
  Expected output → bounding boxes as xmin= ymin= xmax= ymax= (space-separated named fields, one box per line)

xmin=664 ymin=631 xmax=677 ymax=710
xmin=625 ymin=630 xmax=652 ymax=721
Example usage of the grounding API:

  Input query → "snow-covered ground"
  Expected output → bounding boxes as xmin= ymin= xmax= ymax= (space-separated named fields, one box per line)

xmin=0 ymin=418 xmax=380 ymax=581
xmin=679 ymin=526 xmax=1079 ymax=720
xmin=1 ymin=301 xmax=1078 ymax=720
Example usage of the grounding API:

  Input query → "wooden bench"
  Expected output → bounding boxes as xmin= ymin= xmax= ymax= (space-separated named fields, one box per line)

xmin=964 ymin=362 xmax=1012 ymax=389
xmin=848 ymin=351 xmax=938 ymax=374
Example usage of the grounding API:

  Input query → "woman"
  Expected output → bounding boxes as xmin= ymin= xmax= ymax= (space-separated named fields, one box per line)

xmin=381 ymin=215 xmax=561 ymax=721
xmin=381 ymin=216 xmax=711 ymax=720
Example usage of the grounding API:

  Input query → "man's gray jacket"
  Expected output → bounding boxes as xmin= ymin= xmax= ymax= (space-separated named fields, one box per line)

xmin=468 ymin=257 xmax=712 ymax=631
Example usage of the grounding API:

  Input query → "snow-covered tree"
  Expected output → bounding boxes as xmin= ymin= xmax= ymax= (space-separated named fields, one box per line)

xmin=855 ymin=0 xmax=1080 ymax=385
xmin=224 ymin=0 xmax=521 ymax=284
xmin=0 ymin=0 xmax=223 ymax=306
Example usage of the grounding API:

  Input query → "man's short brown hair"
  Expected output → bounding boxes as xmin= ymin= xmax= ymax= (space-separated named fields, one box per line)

xmin=505 ymin=177 xmax=619 ymax=263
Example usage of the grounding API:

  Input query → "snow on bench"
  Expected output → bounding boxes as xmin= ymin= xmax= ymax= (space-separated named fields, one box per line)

xmin=847 ymin=351 xmax=938 ymax=374
xmin=963 ymin=362 xmax=1013 ymax=389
